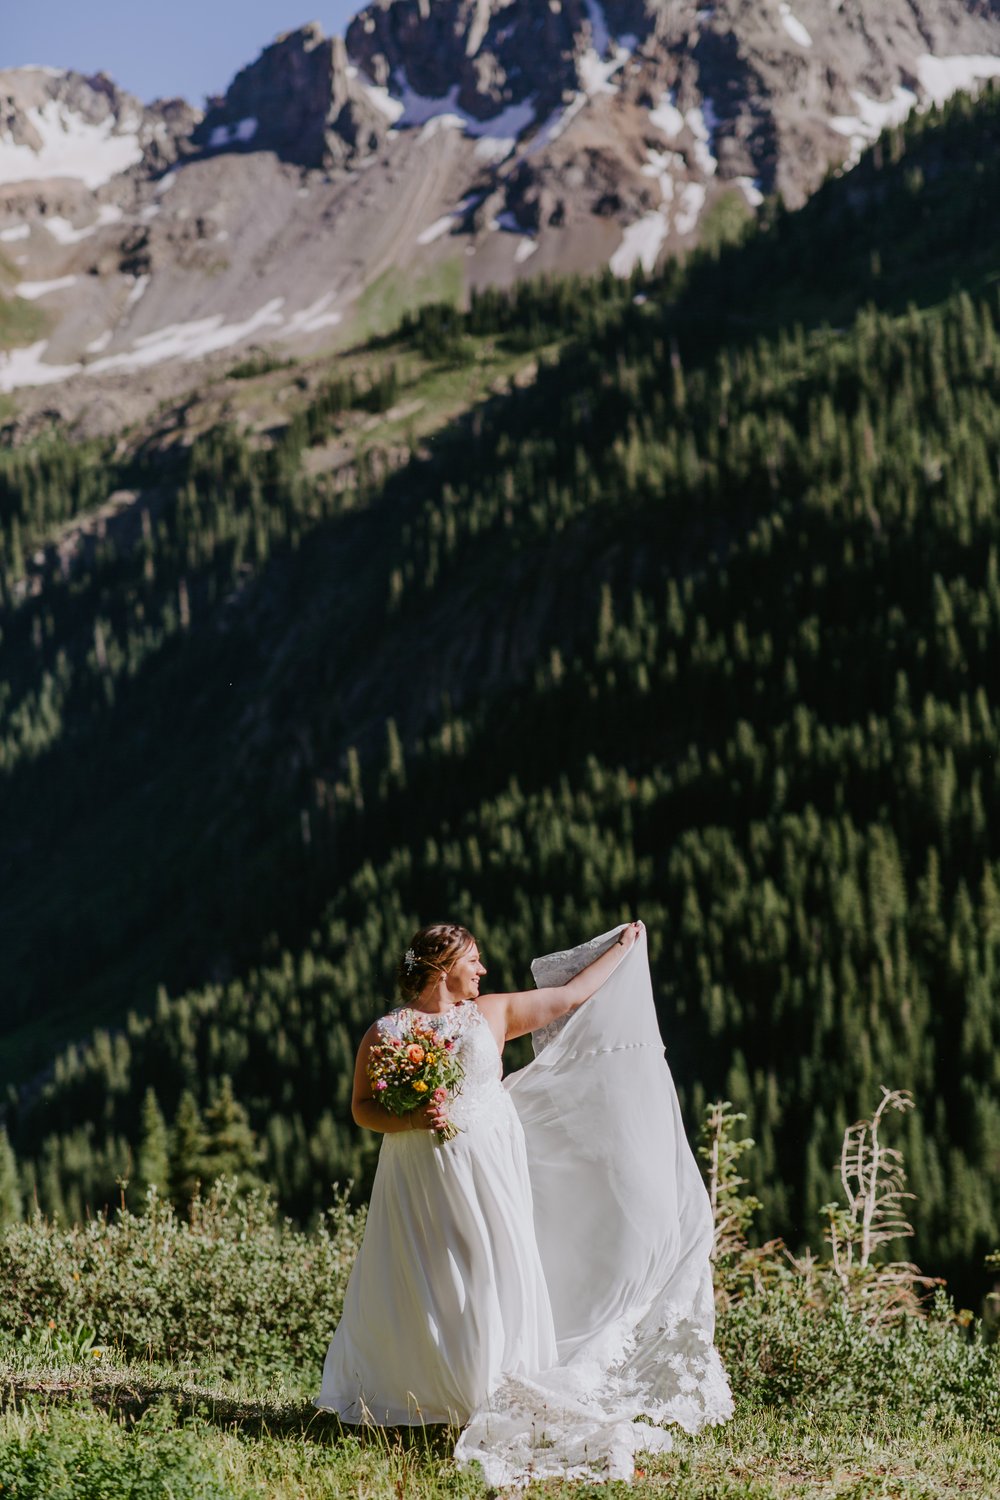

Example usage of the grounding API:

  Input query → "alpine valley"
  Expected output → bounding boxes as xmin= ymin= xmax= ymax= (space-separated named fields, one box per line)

xmin=1 ymin=1 xmax=1000 ymax=1311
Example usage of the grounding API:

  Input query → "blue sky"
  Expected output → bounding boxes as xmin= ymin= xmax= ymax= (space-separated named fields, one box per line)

xmin=3 ymin=3 xmax=361 ymax=106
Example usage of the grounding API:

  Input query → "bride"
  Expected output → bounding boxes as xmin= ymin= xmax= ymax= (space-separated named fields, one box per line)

xmin=316 ymin=920 xmax=732 ymax=1484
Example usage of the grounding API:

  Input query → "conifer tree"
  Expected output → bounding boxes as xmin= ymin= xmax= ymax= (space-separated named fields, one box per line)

xmin=134 ymin=1087 xmax=170 ymax=1203
xmin=169 ymin=1090 xmax=206 ymax=1209
xmin=0 ymin=1128 xmax=21 ymax=1227
xmin=200 ymin=1076 xmax=262 ymax=1192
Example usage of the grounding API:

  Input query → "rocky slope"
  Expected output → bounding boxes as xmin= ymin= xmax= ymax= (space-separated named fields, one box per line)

xmin=2 ymin=0 xmax=1000 ymax=424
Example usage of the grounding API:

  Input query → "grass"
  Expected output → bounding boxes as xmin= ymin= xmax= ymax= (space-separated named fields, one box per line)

xmin=351 ymin=258 xmax=464 ymax=344
xmin=0 ymin=295 xmax=49 ymax=351
xmin=0 ymin=1358 xmax=996 ymax=1500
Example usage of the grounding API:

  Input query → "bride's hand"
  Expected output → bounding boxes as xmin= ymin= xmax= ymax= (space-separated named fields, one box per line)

xmin=411 ymin=1100 xmax=448 ymax=1131
xmin=616 ymin=920 xmax=642 ymax=952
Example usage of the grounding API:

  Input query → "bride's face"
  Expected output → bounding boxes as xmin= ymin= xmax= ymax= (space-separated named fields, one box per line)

xmin=449 ymin=941 xmax=487 ymax=999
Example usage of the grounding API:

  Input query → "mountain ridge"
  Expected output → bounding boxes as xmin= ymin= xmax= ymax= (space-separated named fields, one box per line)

xmin=2 ymin=1 xmax=1000 ymax=424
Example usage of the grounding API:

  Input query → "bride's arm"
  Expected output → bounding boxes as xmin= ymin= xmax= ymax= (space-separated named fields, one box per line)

xmin=491 ymin=920 xmax=642 ymax=1041
xmin=351 ymin=1023 xmax=437 ymax=1133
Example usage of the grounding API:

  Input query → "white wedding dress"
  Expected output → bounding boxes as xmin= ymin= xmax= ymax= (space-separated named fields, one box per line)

xmin=315 ymin=927 xmax=733 ymax=1483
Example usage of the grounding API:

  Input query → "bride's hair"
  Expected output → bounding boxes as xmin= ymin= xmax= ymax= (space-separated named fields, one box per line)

xmin=397 ymin=923 xmax=476 ymax=1003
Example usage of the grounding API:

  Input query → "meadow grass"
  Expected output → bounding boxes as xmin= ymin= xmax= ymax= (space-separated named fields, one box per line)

xmin=351 ymin=258 xmax=464 ymax=344
xmin=1 ymin=1358 xmax=996 ymax=1500
xmin=0 ymin=294 xmax=48 ymax=351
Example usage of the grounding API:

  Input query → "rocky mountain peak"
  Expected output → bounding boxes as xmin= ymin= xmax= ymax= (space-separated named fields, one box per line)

xmin=0 ymin=66 xmax=196 ymax=187
xmin=3 ymin=1 xmax=1000 ymax=417
xmin=192 ymin=23 xmax=392 ymax=168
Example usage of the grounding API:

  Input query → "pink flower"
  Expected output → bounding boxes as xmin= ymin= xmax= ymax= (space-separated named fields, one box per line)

xmin=433 ymin=1087 xmax=447 ymax=1102
xmin=375 ymin=1080 xmax=388 ymax=1091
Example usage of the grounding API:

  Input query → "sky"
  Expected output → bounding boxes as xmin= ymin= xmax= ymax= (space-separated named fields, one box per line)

xmin=3 ymin=2 xmax=362 ymax=106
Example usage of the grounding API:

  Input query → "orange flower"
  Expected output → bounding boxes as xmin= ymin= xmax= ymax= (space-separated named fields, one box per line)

xmin=406 ymin=1044 xmax=425 ymax=1064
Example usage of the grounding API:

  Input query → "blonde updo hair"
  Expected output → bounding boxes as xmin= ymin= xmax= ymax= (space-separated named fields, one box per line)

xmin=397 ymin=922 xmax=476 ymax=1005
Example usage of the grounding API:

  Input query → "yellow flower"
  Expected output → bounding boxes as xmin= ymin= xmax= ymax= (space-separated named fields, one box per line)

xmin=426 ymin=1052 xmax=437 ymax=1064
xmin=91 ymin=1349 xmax=103 ymax=1359
xmin=413 ymin=1081 xmax=428 ymax=1093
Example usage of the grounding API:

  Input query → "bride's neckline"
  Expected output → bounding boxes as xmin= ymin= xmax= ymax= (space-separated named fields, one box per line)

xmin=402 ymin=998 xmax=473 ymax=1019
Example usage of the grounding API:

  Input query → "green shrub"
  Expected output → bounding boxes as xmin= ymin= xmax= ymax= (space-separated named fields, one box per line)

xmin=718 ymin=1286 xmax=1000 ymax=1423
xmin=0 ymin=1401 xmax=226 ymax=1500
xmin=0 ymin=1182 xmax=363 ymax=1379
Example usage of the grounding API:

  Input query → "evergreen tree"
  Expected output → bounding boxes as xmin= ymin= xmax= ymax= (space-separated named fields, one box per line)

xmin=134 ymin=1087 xmax=170 ymax=1203
xmin=169 ymin=1091 xmax=206 ymax=1209
xmin=200 ymin=1076 xmax=262 ymax=1192
xmin=0 ymin=1128 xmax=21 ymax=1227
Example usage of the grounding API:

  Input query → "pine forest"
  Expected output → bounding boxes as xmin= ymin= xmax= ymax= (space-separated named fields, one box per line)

xmin=1 ymin=84 xmax=1000 ymax=1317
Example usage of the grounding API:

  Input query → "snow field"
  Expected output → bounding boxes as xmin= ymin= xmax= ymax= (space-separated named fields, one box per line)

xmin=0 ymin=99 xmax=142 ymax=188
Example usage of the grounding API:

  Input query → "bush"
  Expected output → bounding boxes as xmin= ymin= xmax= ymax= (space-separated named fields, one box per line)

xmin=718 ymin=1286 xmax=1000 ymax=1423
xmin=0 ymin=1402 xmax=226 ymax=1500
xmin=0 ymin=1182 xmax=363 ymax=1379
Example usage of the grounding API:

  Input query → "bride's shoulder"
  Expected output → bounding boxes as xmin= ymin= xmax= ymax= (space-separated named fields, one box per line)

xmin=375 ymin=1006 xmax=407 ymax=1032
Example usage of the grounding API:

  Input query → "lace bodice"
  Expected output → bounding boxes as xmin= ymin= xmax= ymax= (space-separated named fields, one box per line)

xmin=378 ymin=1001 xmax=508 ymax=1131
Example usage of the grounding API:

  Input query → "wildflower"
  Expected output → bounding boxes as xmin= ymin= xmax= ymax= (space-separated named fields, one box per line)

xmin=375 ymin=1079 xmax=388 ymax=1091
xmin=413 ymin=1081 xmax=428 ymax=1093
xmin=433 ymin=1087 xmax=447 ymax=1101
xmin=48 ymin=1319 xmax=56 ymax=1329
xmin=91 ymin=1349 xmax=103 ymax=1359
xmin=406 ymin=1044 xmax=425 ymax=1064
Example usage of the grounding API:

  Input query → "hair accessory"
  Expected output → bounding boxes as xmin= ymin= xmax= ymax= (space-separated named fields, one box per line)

xmin=404 ymin=947 xmax=417 ymax=971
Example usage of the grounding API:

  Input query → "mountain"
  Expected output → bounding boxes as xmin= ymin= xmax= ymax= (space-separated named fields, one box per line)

xmin=2 ymin=83 xmax=1000 ymax=1294
xmin=3 ymin=2 xmax=1000 ymax=428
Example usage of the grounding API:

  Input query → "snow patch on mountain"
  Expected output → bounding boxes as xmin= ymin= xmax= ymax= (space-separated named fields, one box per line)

xmin=396 ymin=75 xmax=537 ymax=145
xmin=829 ymin=85 xmax=917 ymax=164
xmin=828 ymin=54 xmax=1000 ymax=166
xmin=89 ymin=299 xmax=287 ymax=372
xmin=610 ymin=213 xmax=667 ymax=277
xmin=674 ymin=180 xmax=707 ymax=235
xmin=915 ymin=53 xmax=1000 ymax=106
xmin=208 ymin=117 xmax=259 ymax=149
xmin=280 ymin=292 xmax=342 ymax=336
xmin=123 ymin=275 xmax=150 ymax=314
xmin=779 ymin=5 xmax=813 ymax=49
xmin=649 ymin=92 xmax=686 ymax=139
xmin=16 ymin=275 xmax=78 ymax=300
xmin=579 ymin=0 xmax=635 ymax=95
xmin=416 ymin=214 xmax=458 ymax=245
xmin=0 ymin=100 xmax=143 ymax=188
xmin=735 ymin=176 xmax=764 ymax=207
xmin=0 ymin=340 xmax=81 ymax=391
xmin=45 ymin=205 xmax=124 ymax=245
xmin=347 ymin=66 xmax=406 ymax=124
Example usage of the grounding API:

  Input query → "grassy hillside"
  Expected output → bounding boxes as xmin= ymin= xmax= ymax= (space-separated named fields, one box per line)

xmin=2 ymin=87 xmax=1000 ymax=1295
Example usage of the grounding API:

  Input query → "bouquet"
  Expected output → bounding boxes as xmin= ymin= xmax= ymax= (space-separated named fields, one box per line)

xmin=368 ymin=1017 xmax=465 ymax=1142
